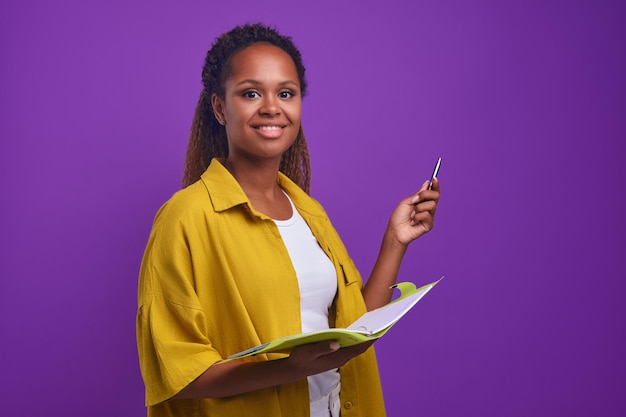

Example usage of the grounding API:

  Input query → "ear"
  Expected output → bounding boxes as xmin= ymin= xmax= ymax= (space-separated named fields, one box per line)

xmin=211 ymin=94 xmax=226 ymax=125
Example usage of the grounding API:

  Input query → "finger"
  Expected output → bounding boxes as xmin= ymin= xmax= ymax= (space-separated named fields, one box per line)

xmin=331 ymin=341 xmax=375 ymax=360
xmin=410 ymin=208 xmax=433 ymax=227
xmin=412 ymin=211 xmax=434 ymax=231
xmin=414 ymin=200 xmax=437 ymax=213
xmin=418 ymin=221 xmax=430 ymax=233
xmin=411 ymin=187 xmax=440 ymax=205
xmin=414 ymin=206 xmax=436 ymax=224
xmin=430 ymin=177 xmax=441 ymax=192
xmin=410 ymin=192 xmax=435 ymax=206
xmin=314 ymin=340 xmax=340 ymax=357
xmin=412 ymin=200 xmax=434 ymax=217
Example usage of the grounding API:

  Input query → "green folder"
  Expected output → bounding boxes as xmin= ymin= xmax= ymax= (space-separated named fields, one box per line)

xmin=225 ymin=277 xmax=443 ymax=361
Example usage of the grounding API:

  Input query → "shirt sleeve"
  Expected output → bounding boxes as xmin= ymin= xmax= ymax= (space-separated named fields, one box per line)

xmin=137 ymin=294 xmax=222 ymax=405
xmin=136 ymin=200 xmax=222 ymax=406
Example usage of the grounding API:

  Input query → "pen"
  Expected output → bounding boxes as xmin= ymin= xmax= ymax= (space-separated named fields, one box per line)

xmin=429 ymin=157 xmax=441 ymax=190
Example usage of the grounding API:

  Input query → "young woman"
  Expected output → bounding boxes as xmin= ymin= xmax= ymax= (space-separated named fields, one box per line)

xmin=137 ymin=23 xmax=440 ymax=417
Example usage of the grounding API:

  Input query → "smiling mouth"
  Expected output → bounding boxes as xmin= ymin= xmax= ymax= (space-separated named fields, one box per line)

xmin=254 ymin=125 xmax=284 ymax=130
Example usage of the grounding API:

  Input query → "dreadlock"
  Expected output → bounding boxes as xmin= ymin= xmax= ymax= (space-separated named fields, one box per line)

xmin=182 ymin=23 xmax=311 ymax=193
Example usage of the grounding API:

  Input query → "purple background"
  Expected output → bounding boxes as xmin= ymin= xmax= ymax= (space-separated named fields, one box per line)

xmin=1 ymin=0 xmax=624 ymax=415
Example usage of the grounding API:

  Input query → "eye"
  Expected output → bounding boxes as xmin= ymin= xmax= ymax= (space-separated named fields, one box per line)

xmin=242 ymin=90 xmax=260 ymax=99
xmin=279 ymin=90 xmax=295 ymax=99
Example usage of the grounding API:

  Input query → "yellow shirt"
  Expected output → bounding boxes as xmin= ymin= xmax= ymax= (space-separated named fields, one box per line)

xmin=137 ymin=159 xmax=386 ymax=416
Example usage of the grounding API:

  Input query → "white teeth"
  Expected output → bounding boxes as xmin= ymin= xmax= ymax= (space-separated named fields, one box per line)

xmin=257 ymin=126 xmax=281 ymax=130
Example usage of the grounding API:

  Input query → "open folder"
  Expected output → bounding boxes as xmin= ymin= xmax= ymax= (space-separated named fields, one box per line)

xmin=225 ymin=277 xmax=443 ymax=361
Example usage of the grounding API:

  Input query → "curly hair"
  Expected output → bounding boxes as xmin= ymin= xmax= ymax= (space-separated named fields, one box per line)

xmin=182 ymin=23 xmax=311 ymax=192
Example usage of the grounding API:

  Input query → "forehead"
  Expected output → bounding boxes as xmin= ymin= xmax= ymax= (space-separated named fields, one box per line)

xmin=227 ymin=43 xmax=299 ymax=81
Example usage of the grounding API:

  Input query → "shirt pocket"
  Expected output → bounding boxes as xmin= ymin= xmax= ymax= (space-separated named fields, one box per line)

xmin=338 ymin=258 xmax=360 ymax=287
xmin=321 ymin=230 xmax=362 ymax=289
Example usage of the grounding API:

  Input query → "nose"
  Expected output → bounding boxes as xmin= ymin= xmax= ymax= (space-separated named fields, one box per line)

xmin=259 ymin=95 xmax=280 ymax=116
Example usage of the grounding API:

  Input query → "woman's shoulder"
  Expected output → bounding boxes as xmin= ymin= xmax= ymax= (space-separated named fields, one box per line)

xmin=153 ymin=181 xmax=212 ymax=227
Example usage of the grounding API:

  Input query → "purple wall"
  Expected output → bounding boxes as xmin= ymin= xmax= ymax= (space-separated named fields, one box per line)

xmin=1 ymin=0 xmax=624 ymax=415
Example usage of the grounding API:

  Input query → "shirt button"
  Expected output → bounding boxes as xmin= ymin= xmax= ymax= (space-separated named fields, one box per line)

xmin=344 ymin=401 xmax=353 ymax=409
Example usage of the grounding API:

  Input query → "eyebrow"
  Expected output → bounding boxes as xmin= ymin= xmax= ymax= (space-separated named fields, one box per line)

xmin=234 ymin=79 xmax=299 ymax=88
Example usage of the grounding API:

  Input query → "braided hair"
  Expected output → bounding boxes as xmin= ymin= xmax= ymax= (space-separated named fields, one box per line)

xmin=182 ymin=23 xmax=311 ymax=192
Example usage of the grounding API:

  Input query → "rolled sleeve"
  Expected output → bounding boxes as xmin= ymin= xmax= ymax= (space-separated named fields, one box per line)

xmin=137 ymin=292 xmax=222 ymax=405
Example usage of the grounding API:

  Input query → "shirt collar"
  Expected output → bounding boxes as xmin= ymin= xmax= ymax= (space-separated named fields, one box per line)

xmin=200 ymin=159 xmax=248 ymax=212
xmin=200 ymin=158 xmax=326 ymax=218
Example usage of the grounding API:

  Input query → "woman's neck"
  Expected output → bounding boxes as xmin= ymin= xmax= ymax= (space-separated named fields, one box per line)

xmin=224 ymin=158 xmax=280 ymax=194
xmin=224 ymin=157 xmax=292 ymax=220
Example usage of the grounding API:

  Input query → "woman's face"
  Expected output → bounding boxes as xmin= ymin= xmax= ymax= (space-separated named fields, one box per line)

xmin=214 ymin=43 xmax=302 ymax=164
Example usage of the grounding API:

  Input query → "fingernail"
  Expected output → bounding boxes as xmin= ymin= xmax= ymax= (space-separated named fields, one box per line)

xmin=329 ymin=342 xmax=340 ymax=351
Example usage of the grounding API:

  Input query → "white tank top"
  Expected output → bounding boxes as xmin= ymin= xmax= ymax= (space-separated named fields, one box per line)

xmin=273 ymin=193 xmax=341 ymax=410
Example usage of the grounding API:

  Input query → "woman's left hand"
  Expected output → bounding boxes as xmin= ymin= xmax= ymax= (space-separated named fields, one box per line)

xmin=387 ymin=178 xmax=441 ymax=246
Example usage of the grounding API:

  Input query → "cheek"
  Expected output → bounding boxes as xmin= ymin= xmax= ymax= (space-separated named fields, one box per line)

xmin=287 ymin=102 xmax=302 ymax=123
xmin=225 ymin=98 xmax=253 ymax=119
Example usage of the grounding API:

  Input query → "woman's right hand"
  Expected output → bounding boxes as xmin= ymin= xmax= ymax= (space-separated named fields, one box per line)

xmin=174 ymin=340 xmax=375 ymax=400
xmin=287 ymin=340 xmax=375 ymax=376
